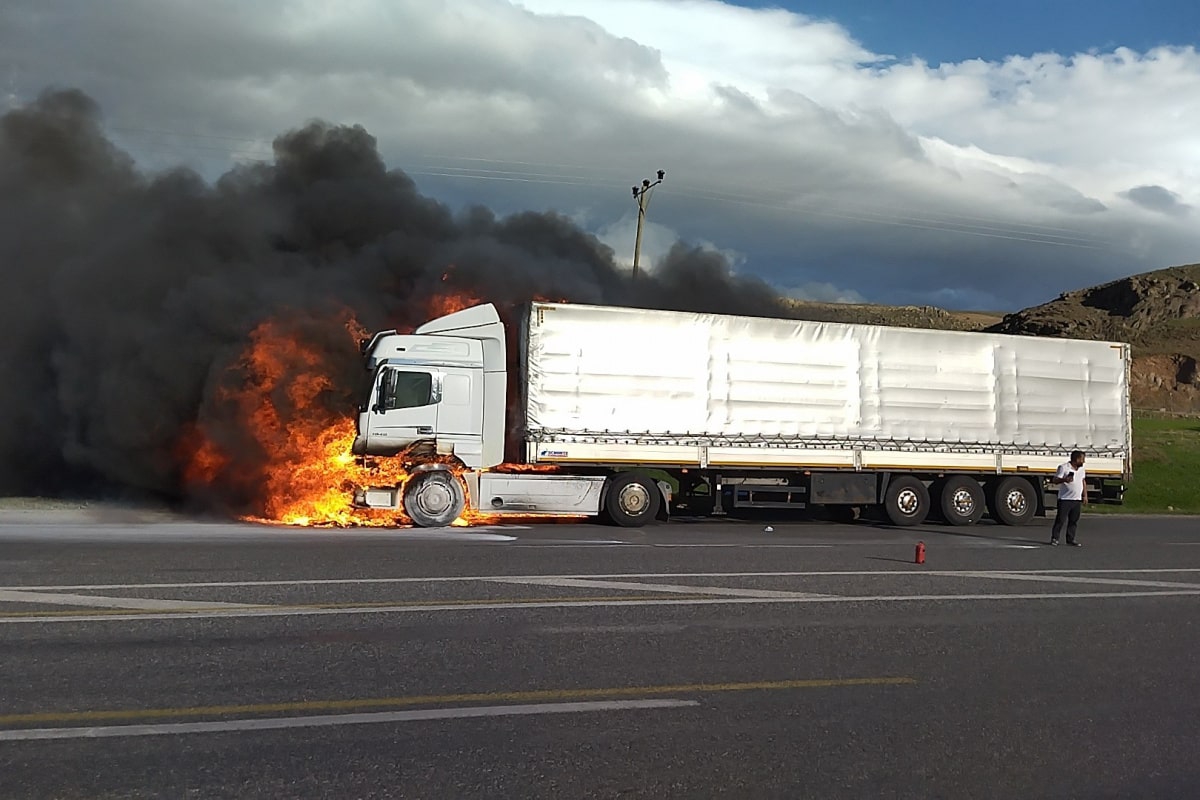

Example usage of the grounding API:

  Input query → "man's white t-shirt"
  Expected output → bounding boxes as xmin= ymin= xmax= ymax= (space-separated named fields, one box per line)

xmin=1056 ymin=462 xmax=1086 ymax=501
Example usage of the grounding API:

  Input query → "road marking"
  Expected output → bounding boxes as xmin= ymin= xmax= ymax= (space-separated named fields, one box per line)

xmin=3 ymin=591 xmax=1199 ymax=624
xmin=0 ymin=526 xmax=522 ymax=542
xmin=650 ymin=544 xmax=835 ymax=549
xmin=9 ymin=568 xmax=1200 ymax=593
xmin=0 ymin=700 xmax=699 ymax=741
xmin=0 ymin=677 xmax=914 ymax=727
xmin=948 ymin=572 xmax=1200 ymax=590
xmin=0 ymin=589 xmax=257 ymax=610
xmin=0 ymin=594 xmax=714 ymax=618
xmin=487 ymin=576 xmax=828 ymax=599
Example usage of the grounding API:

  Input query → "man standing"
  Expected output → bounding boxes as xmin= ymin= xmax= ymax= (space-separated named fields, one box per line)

xmin=1050 ymin=450 xmax=1087 ymax=547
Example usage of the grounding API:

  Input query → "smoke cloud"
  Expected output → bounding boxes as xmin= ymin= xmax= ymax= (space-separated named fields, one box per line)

xmin=0 ymin=89 xmax=790 ymax=510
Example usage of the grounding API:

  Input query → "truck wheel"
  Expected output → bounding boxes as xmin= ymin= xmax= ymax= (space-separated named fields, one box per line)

xmin=939 ymin=476 xmax=985 ymax=526
xmin=988 ymin=477 xmax=1036 ymax=526
xmin=604 ymin=472 xmax=661 ymax=528
xmin=402 ymin=471 xmax=466 ymax=527
xmin=884 ymin=476 xmax=930 ymax=527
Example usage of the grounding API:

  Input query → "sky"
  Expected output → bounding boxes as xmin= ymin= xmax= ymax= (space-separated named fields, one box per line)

xmin=3 ymin=0 xmax=1200 ymax=311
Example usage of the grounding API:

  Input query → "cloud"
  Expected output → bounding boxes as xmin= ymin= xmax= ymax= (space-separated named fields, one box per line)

xmin=3 ymin=0 xmax=1200 ymax=311
xmin=1121 ymin=185 xmax=1192 ymax=217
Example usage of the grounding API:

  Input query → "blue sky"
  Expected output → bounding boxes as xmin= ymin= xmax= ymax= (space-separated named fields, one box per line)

xmin=738 ymin=0 xmax=1200 ymax=64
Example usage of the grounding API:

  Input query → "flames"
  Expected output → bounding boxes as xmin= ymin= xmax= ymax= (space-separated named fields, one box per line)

xmin=181 ymin=288 xmax=561 ymax=528
xmin=182 ymin=311 xmax=406 ymax=526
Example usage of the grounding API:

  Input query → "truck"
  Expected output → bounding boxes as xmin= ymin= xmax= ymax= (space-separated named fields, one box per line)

xmin=351 ymin=301 xmax=1131 ymax=528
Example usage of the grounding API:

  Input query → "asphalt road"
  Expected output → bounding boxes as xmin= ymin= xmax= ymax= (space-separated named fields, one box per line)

xmin=2 ymin=508 xmax=1199 ymax=799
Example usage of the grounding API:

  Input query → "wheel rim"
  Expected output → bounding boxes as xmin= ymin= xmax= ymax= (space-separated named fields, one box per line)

xmin=951 ymin=488 xmax=976 ymax=516
xmin=896 ymin=488 xmax=920 ymax=516
xmin=412 ymin=477 xmax=453 ymax=517
xmin=1005 ymin=489 xmax=1028 ymax=515
xmin=618 ymin=483 xmax=651 ymax=516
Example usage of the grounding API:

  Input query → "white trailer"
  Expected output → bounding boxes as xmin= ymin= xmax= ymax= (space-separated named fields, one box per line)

xmin=351 ymin=302 xmax=1131 ymax=528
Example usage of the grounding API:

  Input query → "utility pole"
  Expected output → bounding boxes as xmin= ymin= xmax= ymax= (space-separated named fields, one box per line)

xmin=631 ymin=169 xmax=665 ymax=280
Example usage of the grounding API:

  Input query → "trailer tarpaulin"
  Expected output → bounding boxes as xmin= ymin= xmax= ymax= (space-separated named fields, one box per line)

xmin=523 ymin=302 xmax=1130 ymax=455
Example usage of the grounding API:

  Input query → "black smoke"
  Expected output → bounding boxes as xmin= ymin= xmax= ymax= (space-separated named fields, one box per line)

xmin=0 ymin=88 xmax=791 ymax=508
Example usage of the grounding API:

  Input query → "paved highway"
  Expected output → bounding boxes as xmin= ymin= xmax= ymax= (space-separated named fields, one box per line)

xmin=2 ymin=508 xmax=1199 ymax=798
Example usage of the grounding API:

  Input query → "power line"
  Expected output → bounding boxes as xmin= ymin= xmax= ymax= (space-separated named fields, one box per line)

xmin=411 ymin=168 xmax=1113 ymax=250
xmin=415 ymin=153 xmax=1104 ymax=237
xmin=105 ymin=125 xmax=1120 ymax=251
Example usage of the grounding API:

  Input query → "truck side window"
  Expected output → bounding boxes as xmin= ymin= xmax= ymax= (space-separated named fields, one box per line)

xmin=379 ymin=370 xmax=434 ymax=410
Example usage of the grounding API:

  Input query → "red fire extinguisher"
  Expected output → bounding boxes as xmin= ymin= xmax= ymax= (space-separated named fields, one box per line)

xmin=915 ymin=541 xmax=926 ymax=564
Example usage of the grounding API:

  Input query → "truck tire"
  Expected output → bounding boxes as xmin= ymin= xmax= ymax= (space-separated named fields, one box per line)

xmin=988 ymin=477 xmax=1037 ymax=526
xmin=402 ymin=471 xmax=466 ymax=527
xmin=884 ymin=476 xmax=930 ymax=527
xmin=604 ymin=472 xmax=661 ymax=528
xmin=938 ymin=476 xmax=985 ymax=526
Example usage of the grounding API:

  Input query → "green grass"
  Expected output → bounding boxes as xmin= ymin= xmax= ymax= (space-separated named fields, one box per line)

xmin=1091 ymin=415 xmax=1200 ymax=514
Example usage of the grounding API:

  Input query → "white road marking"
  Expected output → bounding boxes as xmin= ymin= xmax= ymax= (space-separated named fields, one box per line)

xmin=947 ymin=572 xmax=1200 ymax=590
xmin=0 ymin=699 xmax=697 ymax=741
xmin=650 ymin=544 xmax=834 ymax=549
xmin=8 ymin=568 xmax=1200 ymax=593
xmin=5 ymin=590 xmax=1200 ymax=625
xmin=486 ymin=576 xmax=828 ymax=599
xmin=0 ymin=589 xmax=258 ymax=610
xmin=0 ymin=526 xmax=521 ymax=542
xmin=508 ymin=541 xmax=633 ymax=548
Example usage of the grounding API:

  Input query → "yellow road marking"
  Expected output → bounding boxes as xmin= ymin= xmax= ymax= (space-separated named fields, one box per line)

xmin=0 ymin=594 xmax=716 ymax=619
xmin=0 ymin=677 xmax=916 ymax=726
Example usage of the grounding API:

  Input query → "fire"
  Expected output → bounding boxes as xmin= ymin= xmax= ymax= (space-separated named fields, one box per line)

xmin=491 ymin=463 xmax=559 ymax=473
xmin=181 ymin=290 xmax=568 ymax=528
xmin=182 ymin=312 xmax=410 ymax=526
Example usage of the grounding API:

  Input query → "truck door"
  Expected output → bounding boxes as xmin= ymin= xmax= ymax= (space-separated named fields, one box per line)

xmin=431 ymin=368 xmax=485 ymax=467
xmin=361 ymin=367 xmax=440 ymax=455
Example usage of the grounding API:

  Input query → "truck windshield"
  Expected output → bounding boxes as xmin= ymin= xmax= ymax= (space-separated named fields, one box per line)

xmin=379 ymin=369 xmax=434 ymax=410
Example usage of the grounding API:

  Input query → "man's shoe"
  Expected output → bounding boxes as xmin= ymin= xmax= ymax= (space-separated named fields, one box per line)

xmin=1049 ymin=539 xmax=1060 ymax=546
xmin=1067 ymin=541 xmax=1081 ymax=547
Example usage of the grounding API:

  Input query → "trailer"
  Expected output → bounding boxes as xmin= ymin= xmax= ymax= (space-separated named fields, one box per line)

xmin=351 ymin=301 xmax=1131 ymax=527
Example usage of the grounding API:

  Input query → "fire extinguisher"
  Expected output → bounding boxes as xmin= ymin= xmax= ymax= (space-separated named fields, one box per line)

xmin=915 ymin=541 xmax=926 ymax=564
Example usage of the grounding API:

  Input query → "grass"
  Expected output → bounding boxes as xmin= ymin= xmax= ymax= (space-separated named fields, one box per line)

xmin=1088 ymin=415 xmax=1200 ymax=514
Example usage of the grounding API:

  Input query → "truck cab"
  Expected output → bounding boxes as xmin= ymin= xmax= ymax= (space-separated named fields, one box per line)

xmin=352 ymin=304 xmax=508 ymax=470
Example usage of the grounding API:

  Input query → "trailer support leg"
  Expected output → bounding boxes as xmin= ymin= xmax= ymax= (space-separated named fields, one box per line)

xmin=712 ymin=473 xmax=726 ymax=516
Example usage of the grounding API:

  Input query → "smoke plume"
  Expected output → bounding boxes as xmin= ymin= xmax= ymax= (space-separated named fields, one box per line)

xmin=0 ymin=89 xmax=790 ymax=511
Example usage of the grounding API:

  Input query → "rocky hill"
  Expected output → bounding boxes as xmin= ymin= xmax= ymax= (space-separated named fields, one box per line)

xmin=988 ymin=264 xmax=1200 ymax=412
xmin=785 ymin=263 xmax=1200 ymax=413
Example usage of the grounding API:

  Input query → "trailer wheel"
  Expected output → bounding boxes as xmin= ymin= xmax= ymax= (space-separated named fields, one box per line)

xmin=939 ymin=476 xmax=985 ymax=526
xmin=884 ymin=476 xmax=930 ymax=527
xmin=604 ymin=472 xmax=661 ymax=528
xmin=988 ymin=477 xmax=1037 ymax=526
xmin=402 ymin=471 xmax=466 ymax=528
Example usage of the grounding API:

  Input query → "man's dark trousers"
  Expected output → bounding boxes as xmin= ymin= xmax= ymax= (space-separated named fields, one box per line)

xmin=1052 ymin=500 xmax=1082 ymax=543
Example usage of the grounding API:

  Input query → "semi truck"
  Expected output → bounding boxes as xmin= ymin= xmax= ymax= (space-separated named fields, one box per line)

xmin=351 ymin=301 xmax=1131 ymax=528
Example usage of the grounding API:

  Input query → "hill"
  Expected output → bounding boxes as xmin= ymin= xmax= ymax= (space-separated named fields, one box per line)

xmin=783 ymin=263 xmax=1200 ymax=413
xmin=781 ymin=299 xmax=1003 ymax=331
xmin=987 ymin=264 xmax=1200 ymax=412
